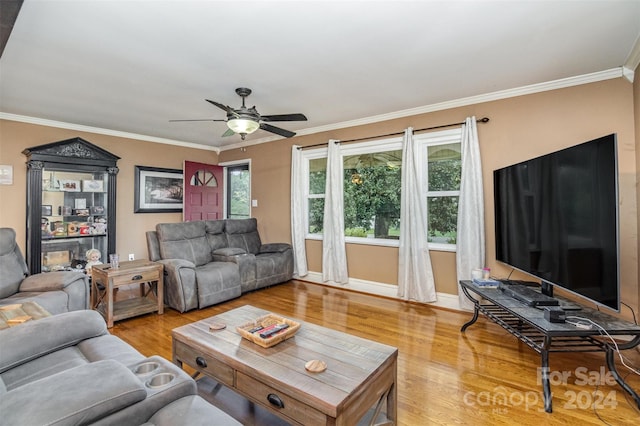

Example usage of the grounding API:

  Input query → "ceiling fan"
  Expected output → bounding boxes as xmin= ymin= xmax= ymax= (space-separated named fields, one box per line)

xmin=170 ymin=87 xmax=307 ymax=140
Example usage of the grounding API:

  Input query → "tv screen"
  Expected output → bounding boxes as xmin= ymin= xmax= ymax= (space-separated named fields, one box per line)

xmin=494 ymin=134 xmax=619 ymax=310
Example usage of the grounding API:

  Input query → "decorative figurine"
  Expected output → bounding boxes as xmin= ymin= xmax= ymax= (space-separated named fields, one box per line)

xmin=85 ymin=248 xmax=102 ymax=272
xmin=91 ymin=217 xmax=107 ymax=235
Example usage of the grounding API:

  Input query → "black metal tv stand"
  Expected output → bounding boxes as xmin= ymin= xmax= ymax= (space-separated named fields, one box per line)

xmin=460 ymin=280 xmax=640 ymax=413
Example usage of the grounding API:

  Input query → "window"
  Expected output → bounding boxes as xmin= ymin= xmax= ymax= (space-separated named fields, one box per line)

xmin=302 ymin=128 xmax=462 ymax=249
xmin=426 ymin=140 xmax=461 ymax=245
xmin=225 ymin=163 xmax=250 ymax=219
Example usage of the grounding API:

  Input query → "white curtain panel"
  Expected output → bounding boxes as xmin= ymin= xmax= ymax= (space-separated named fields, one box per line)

xmin=456 ymin=116 xmax=485 ymax=310
xmin=290 ymin=145 xmax=308 ymax=278
xmin=398 ymin=128 xmax=437 ymax=303
xmin=322 ymin=140 xmax=349 ymax=284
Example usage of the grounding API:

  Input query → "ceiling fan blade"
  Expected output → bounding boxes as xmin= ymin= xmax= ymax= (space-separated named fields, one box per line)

xmin=260 ymin=113 xmax=307 ymax=122
xmin=169 ymin=119 xmax=226 ymax=122
xmin=260 ymin=123 xmax=296 ymax=138
xmin=221 ymin=128 xmax=236 ymax=137
xmin=205 ymin=99 xmax=238 ymax=117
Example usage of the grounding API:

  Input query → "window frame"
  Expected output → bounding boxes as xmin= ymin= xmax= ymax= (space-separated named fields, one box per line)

xmin=219 ymin=159 xmax=252 ymax=219
xmin=301 ymin=128 xmax=462 ymax=251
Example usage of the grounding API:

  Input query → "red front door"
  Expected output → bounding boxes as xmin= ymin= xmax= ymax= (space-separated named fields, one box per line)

xmin=183 ymin=161 xmax=224 ymax=221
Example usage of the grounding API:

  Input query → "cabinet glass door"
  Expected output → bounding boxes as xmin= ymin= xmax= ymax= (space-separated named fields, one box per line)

xmin=41 ymin=169 xmax=108 ymax=272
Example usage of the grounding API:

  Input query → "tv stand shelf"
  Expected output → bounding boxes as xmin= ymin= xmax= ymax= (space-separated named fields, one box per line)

xmin=460 ymin=280 xmax=640 ymax=413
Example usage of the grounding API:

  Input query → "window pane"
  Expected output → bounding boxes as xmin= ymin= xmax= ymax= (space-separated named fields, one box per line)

xmin=309 ymin=158 xmax=327 ymax=194
xmin=308 ymin=198 xmax=324 ymax=233
xmin=227 ymin=166 xmax=250 ymax=219
xmin=343 ymin=150 xmax=402 ymax=239
xmin=428 ymin=196 xmax=458 ymax=243
xmin=428 ymin=143 xmax=461 ymax=191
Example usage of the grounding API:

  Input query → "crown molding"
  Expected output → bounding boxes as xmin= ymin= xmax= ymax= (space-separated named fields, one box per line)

xmin=623 ymin=34 xmax=640 ymax=83
xmin=0 ymin=112 xmax=220 ymax=153
xmin=0 ymin=67 xmax=624 ymax=154
xmin=220 ymin=67 xmax=624 ymax=151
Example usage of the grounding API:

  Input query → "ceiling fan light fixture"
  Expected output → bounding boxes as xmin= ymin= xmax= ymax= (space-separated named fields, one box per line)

xmin=227 ymin=118 xmax=259 ymax=135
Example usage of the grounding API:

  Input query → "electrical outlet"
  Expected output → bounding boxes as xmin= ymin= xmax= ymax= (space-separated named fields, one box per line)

xmin=128 ymin=253 xmax=135 ymax=261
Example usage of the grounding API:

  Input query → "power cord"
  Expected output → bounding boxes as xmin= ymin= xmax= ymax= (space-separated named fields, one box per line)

xmin=566 ymin=315 xmax=640 ymax=377
xmin=620 ymin=301 xmax=638 ymax=325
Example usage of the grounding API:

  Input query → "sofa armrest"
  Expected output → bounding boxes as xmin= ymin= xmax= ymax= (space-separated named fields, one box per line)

xmin=0 ymin=359 xmax=147 ymax=426
xmin=0 ymin=310 xmax=108 ymax=373
xmin=155 ymin=259 xmax=198 ymax=312
xmin=19 ymin=270 xmax=87 ymax=292
xmin=212 ymin=247 xmax=248 ymax=264
xmin=156 ymin=258 xmax=195 ymax=272
xmin=260 ymin=243 xmax=292 ymax=254
xmin=213 ymin=247 xmax=247 ymax=257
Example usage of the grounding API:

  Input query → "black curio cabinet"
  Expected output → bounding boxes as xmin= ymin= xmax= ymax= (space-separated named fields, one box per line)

xmin=23 ymin=138 xmax=120 ymax=274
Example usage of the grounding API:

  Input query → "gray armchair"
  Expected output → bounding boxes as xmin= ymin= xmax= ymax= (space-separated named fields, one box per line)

xmin=0 ymin=228 xmax=89 ymax=313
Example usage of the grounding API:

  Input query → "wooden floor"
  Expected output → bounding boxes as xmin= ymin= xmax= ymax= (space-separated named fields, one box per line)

xmin=111 ymin=280 xmax=640 ymax=425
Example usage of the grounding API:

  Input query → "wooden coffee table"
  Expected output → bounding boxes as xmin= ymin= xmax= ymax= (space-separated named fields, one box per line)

xmin=172 ymin=305 xmax=398 ymax=426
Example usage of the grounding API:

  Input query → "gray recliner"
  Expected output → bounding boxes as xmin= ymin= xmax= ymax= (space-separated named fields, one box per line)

xmin=0 ymin=227 xmax=89 ymax=313
xmin=0 ymin=310 xmax=241 ymax=426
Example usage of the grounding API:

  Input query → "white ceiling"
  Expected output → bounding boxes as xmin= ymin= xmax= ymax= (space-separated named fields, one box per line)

xmin=1 ymin=0 xmax=639 ymax=152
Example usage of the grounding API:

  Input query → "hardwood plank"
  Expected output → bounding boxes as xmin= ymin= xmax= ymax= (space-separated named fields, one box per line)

xmin=111 ymin=280 xmax=640 ymax=425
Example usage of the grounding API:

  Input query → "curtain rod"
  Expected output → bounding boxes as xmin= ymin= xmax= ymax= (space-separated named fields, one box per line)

xmin=298 ymin=116 xmax=490 ymax=150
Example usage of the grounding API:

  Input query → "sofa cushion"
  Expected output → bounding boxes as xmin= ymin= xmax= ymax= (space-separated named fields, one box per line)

xmin=157 ymin=222 xmax=213 ymax=267
xmin=0 ymin=310 xmax=108 ymax=375
xmin=0 ymin=360 xmax=147 ymax=426
xmin=145 ymin=395 xmax=242 ymax=426
xmin=194 ymin=262 xmax=241 ymax=308
xmin=225 ymin=218 xmax=262 ymax=255
xmin=204 ymin=220 xmax=228 ymax=250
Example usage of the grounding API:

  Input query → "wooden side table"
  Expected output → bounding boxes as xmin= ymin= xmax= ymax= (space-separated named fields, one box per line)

xmin=91 ymin=259 xmax=163 ymax=328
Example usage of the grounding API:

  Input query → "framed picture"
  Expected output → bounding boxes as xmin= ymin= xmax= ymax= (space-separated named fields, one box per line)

xmin=41 ymin=204 xmax=52 ymax=216
xmin=59 ymin=179 xmax=81 ymax=192
xmin=82 ymin=180 xmax=104 ymax=192
xmin=73 ymin=208 xmax=90 ymax=216
xmin=134 ymin=166 xmax=183 ymax=213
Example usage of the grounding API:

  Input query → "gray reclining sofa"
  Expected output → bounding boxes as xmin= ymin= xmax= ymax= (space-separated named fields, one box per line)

xmin=146 ymin=218 xmax=293 ymax=312
xmin=0 ymin=309 xmax=240 ymax=425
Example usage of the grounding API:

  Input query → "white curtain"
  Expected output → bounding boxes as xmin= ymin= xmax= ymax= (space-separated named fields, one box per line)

xmin=322 ymin=140 xmax=348 ymax=284
xmin=290 ymin=145 xmax=308 ymax=278
xmin=456 ymin=116 xmax=485 ymax=310
xmin=398 ymin=128 xmax=437 ymax=302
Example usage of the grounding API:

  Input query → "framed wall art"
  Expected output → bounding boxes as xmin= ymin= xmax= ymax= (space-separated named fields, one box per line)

xmin=134 ymin=165 xmax=183 ymax=213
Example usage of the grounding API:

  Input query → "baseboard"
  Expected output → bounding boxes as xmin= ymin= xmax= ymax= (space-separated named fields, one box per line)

xmin=299 ymin=271 xmax=463 ymax=311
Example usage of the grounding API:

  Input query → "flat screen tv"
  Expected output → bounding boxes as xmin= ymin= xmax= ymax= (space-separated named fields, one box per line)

xmin=494 ymin=134 xmax=619 ymax=310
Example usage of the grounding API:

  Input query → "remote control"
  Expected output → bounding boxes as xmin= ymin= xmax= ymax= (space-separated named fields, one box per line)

xmin=260 ymin=323 xmax=289 ymax=339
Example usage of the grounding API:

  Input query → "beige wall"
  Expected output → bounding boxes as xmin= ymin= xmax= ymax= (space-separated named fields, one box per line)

xmin=0 ymin=121 xmax=218 ymax=260
xmin=221 ymin=77 xmax=639 ymax=316
xmin=635 ymin=65 xmax=640 ymax=311
xmin=1 ymin=77 xmax=637 ymax=317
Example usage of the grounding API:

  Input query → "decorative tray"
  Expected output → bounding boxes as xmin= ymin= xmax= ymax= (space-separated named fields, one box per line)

xmin=237 ymin=313 xmax=300 ymax=348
